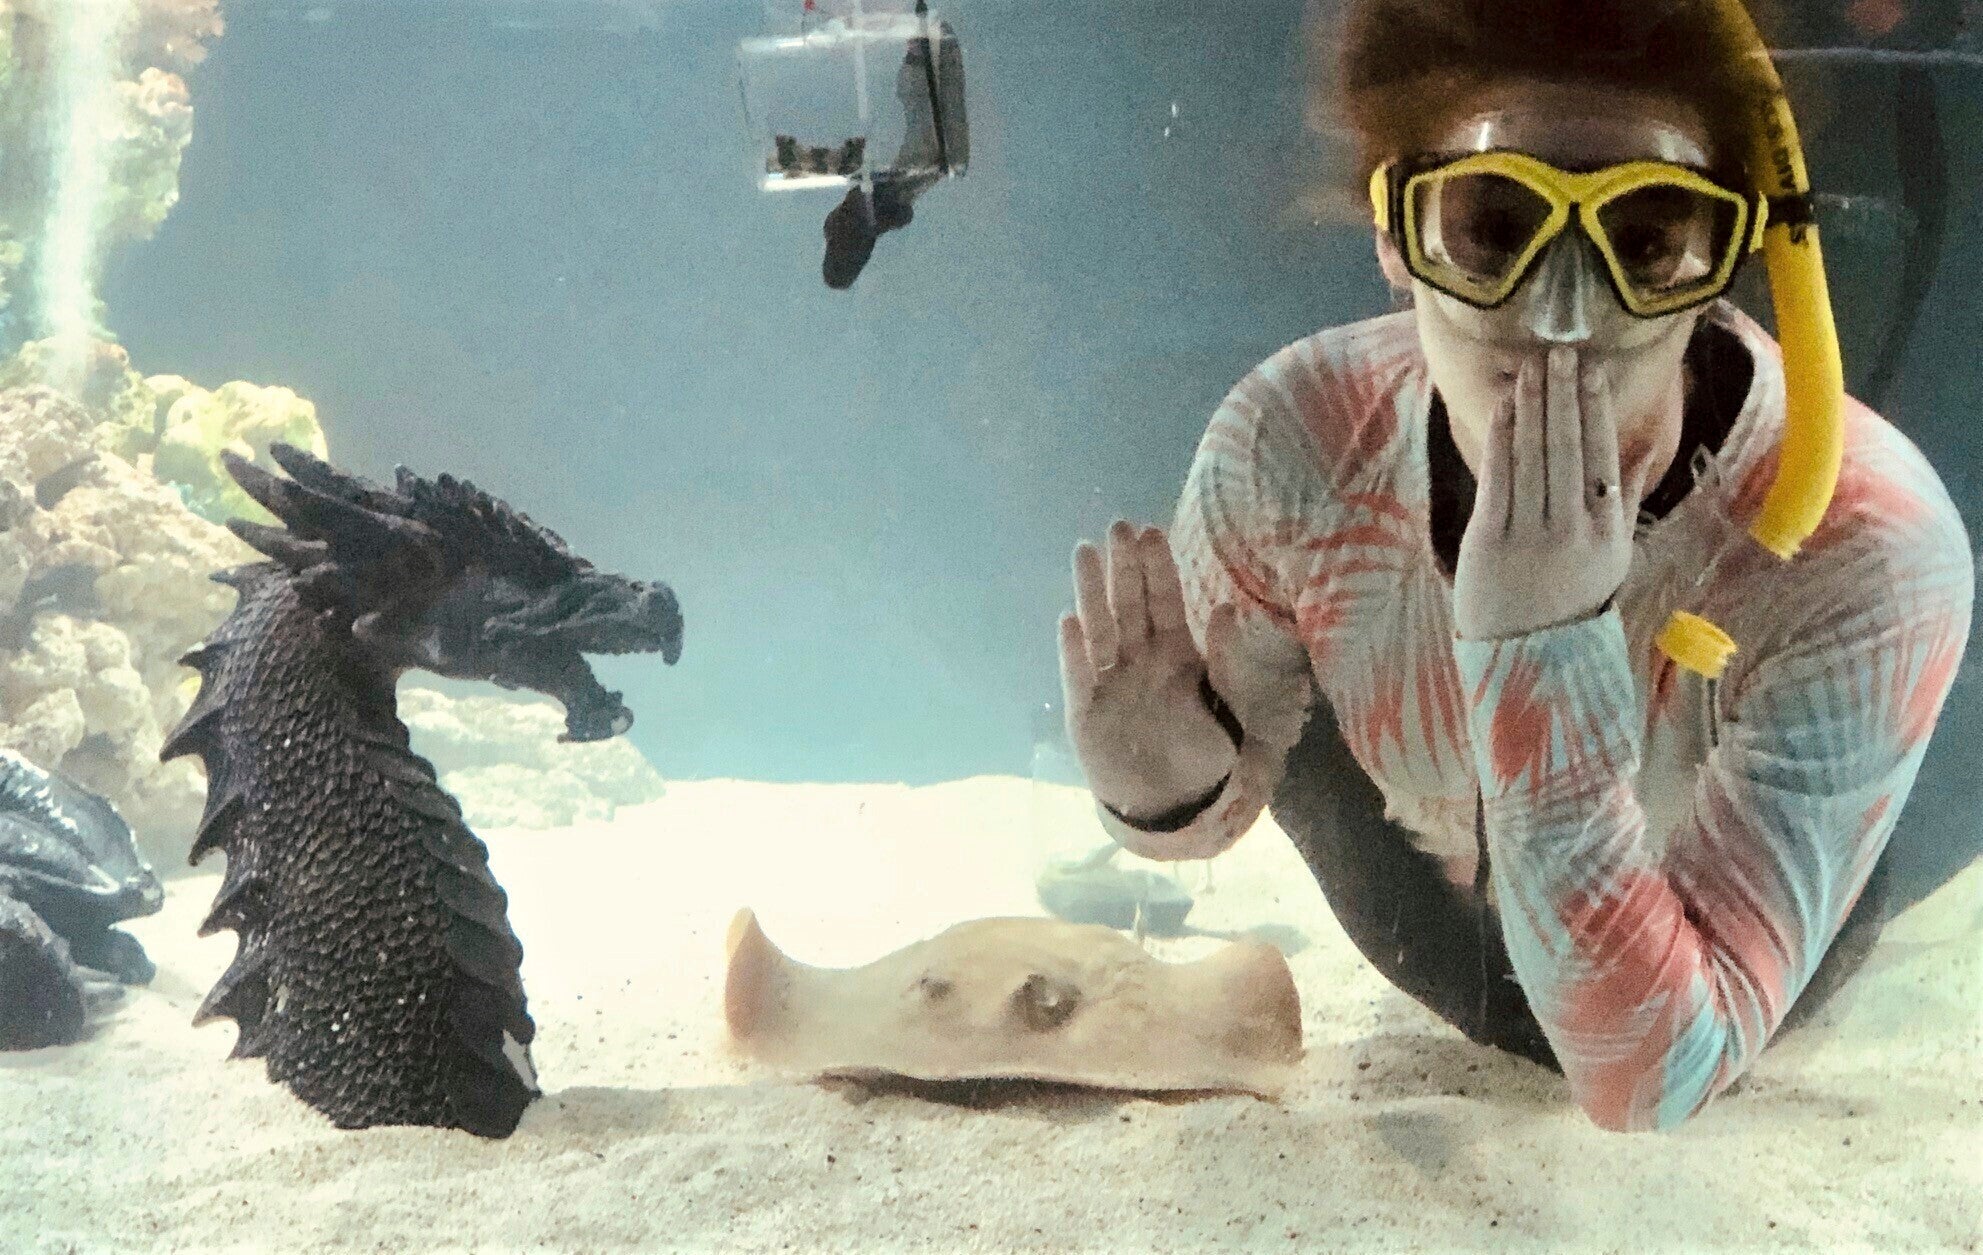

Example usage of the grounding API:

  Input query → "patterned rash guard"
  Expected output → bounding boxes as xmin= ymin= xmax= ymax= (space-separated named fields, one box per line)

xmin=1098 ymin=302 xmax=1974 ymax=1132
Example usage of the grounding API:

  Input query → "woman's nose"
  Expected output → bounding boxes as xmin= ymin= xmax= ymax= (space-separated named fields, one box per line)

xmin=1516 ymin=235 xmax=1603 ymax=345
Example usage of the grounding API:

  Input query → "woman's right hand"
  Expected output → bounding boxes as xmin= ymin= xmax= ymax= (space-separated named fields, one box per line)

xmin=1057 ymin=521 xmax=1256 ymax=822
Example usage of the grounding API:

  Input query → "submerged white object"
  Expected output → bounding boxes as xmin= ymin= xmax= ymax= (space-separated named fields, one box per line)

xmin=723 ymin=909 xmax=1303 ymax=1097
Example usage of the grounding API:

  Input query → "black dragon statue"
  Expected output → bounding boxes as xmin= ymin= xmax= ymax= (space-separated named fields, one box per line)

xmin=0 ymin=750 xmax=164 ymax=1050
xmin=161 ymin=444 xmax=682 ymax=1138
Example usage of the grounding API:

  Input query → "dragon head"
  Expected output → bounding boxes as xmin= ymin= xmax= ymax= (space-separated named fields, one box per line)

xmin=223 ymin=444 xmax=683 ymax=742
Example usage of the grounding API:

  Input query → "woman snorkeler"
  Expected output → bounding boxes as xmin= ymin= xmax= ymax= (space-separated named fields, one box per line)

xmin=1058 ymin=0 xmax=1975 ymax=1132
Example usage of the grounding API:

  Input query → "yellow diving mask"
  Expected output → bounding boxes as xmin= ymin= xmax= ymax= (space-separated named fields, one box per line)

xmin=1370 ymin=150 xmax=1769 ymax=319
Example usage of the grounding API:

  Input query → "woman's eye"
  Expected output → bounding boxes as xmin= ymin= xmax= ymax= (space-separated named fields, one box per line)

xmin=1478 ymin=210 xmax=1528 ymax=253
xmin=1617 ymin=226 xmax=1673 ymax=266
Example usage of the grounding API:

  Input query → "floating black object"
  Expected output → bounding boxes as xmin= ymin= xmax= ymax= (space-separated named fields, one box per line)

xmin=819 ymin=2 xmax=968 ymax=289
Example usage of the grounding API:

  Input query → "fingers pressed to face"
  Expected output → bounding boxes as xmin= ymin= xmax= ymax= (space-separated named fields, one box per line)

xmin=1140 ymin=527 xmax=1189 ymax=636
xmin=1058 ymin=612 xmax=1095 ymax=698
xmin=1205 ymin=600 xmax=1238 ymax=647
xmin=1581 ymin=365 xmax=1622 ymax=507
xmin=1476 ymin=390 xmax=1516 ymax=535
xmin=1511 ymin=357 xmax=1548 ymax=529
xmin=1545 ymin=347 xmax=1586 ymax=521
xmin=1072 ymin=540 xmax=1118 ymax=670
xmin=1108 ymin=519 xmax=1152 ymax=653
xmin=1491 ymin=356 xmax=1538 ymax=535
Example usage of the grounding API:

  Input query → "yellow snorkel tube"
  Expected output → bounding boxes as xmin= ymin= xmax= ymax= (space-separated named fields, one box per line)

xmin=1653 ymin=0 xmax=1846 ymax=679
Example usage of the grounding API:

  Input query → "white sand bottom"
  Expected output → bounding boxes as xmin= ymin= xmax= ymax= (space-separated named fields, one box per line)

xmin=4 ymin=776 xmax=1978 ymax=1253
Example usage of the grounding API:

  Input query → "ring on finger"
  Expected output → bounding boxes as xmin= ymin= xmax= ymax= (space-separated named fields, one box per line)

xmin=1590 ymin=479 xmax=1619 ymax=500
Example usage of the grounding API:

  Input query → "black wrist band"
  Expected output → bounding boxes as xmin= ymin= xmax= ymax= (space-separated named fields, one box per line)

xmin=1101 ymin=771 xmax=1231 ymax=834
xmin=1200 ymin=673 xmax=1245 ymax=750
xmin=1098 ymin=676 xmax=1245 ymax=834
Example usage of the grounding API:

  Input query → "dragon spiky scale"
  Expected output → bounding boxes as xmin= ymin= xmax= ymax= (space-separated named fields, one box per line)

xmin=168 ymin=570 xmax=536 ymax=1137
xmin=403 ymin=470 xmax=585 ymax=589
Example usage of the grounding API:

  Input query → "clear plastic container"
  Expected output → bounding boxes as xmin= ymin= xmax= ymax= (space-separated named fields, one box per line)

xmin=737 ymin=1 xmax=966 ymax=192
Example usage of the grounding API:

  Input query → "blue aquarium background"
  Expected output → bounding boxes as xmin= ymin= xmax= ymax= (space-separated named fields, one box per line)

xmin=101 ymin=0 xmax=1978 ymax=860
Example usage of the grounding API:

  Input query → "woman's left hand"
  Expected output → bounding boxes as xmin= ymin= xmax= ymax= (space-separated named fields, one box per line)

xmin=1453 ymin=347 xmax=1637 ymax=641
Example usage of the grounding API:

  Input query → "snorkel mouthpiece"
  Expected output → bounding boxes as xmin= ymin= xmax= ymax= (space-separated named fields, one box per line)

xmin=1655 ymin=0 xmax=1846 ymax=679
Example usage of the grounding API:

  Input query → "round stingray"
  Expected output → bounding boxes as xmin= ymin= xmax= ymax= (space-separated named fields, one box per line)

xmin=723 ymin=909 xmax=1303 ymax=1098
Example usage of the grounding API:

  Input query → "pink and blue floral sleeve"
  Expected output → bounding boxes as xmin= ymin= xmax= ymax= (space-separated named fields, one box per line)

xmin=1453 ymin=482 xmax=1972 ymax=1132
xmin=1093 ymin=342 xmax=1341 ymax=862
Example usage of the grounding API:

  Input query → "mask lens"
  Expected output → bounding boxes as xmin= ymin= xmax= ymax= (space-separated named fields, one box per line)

xmin=1595 ymin=184 xmax=1742 ymax=300
xmin=1411 ymin=171 xmax=1553 ymax=297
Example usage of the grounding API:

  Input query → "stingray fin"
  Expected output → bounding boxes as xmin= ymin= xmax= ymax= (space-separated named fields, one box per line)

xmin=723 ymin=909 xmax=792 ymax=1041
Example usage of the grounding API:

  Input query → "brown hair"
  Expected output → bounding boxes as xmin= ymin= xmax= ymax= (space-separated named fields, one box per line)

xmin=1315 ymin=0 xmax=1783 ymax=194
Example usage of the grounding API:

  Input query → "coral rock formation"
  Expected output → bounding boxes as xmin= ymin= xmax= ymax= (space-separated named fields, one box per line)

xmin=0 ymin=383 xmax=250 ymax=860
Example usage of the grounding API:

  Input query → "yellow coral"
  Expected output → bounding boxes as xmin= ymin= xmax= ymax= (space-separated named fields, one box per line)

xmin=149 ymin=379 xmax=329 ymax=523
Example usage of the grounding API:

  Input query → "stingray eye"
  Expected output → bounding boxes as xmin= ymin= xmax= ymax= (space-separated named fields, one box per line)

xmin=915 ymin=975 xmax=953 ymax=1001
xmin=1011 ymin=973 xmax=1081 ymax=1031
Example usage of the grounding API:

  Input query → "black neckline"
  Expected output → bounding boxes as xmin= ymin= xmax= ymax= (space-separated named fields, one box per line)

xmin=1426 ymin=319 xmax=1754 ymax=577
